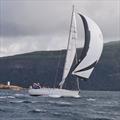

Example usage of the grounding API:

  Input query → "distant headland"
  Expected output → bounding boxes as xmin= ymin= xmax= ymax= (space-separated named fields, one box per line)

xmin=0 ymin=81 xmax=23 ymax=91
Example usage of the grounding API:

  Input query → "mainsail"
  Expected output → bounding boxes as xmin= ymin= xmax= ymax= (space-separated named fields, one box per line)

xmin=72 ymin=14 xmax=103 ymax=79
xmin=59 ymin=6 xmax=77 ymax=88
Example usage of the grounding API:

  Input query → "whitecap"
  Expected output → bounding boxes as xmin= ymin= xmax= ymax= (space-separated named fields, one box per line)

xmin=10 ymin=100 xmax=24 ymax=103
xmin=0 ymin=96 xmax=15 ymax=99
xmin=31 ymin=101 xmax=39 ymax=103
xmin=87 ymin=98 xmax=96 ymax=101
xmin=14 ymin=93 xmax=28 ymax=97
xmin=7 ymin=96 xmax=15 ymax=99
xmin=0 ymin=96 xmax=7 ymax=99
xmin=48 ymin=100 xmax=72 ymax=106
xmin=52 ymin=112 xmax=61 ymax=116
xmin=57 ymin=101 xmax=72 ymax=105
xmin=29 ymin=109 xmax=47 ymax=113
xmin=14 ymin=93 xmax=23 ymax=96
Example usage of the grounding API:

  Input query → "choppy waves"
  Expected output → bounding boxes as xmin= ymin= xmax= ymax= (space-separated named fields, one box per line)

xmin=0 ymin=90 xmax=120 ymax=120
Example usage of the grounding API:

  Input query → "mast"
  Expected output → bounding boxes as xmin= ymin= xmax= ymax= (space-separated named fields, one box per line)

xmin=59 ymin=5 xmax=77 ymax=89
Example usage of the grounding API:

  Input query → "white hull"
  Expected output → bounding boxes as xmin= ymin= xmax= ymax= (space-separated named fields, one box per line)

xmin=28 ymin=88 xmax=80 ymax=98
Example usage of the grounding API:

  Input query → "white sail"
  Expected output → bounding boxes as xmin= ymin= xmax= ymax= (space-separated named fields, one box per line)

xmin=59 ymin=6 xmax=77 ymax=88
xmin=28 ymin=6 xmax=104 ymax=98
xmin=72 ymin=14 xmax=103 ymax=79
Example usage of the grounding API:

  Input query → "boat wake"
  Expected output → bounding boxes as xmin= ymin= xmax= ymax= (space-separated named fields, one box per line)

xmin=48 ymin=95 xmax=61 ymax=98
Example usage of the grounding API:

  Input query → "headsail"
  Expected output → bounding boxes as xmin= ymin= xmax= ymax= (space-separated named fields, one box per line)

xmin=59 ymin=6 xmax=77 ymax=88
xmin=72 ymin=14 xmax=103 ymax=79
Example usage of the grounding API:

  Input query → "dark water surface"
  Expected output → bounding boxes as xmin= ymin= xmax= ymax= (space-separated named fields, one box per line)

xmin=0 ymin=90 xmax=120 ymax=120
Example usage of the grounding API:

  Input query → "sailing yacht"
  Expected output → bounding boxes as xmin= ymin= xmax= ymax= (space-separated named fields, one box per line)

xmin=28 ymin=6 xmax=103 ymax=98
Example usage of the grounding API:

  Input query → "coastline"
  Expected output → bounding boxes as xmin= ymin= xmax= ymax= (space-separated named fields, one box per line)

xmin=0 ymin=84 xmax=23 ymax=91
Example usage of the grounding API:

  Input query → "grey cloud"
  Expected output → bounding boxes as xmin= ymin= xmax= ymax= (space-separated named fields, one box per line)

xmin=0 ymin=0 xmax=119 ymax=39
xmin=0 ymin=1 xmax=70 ymax=37
xmin=0 ymin=0 xmax=119 ymax=57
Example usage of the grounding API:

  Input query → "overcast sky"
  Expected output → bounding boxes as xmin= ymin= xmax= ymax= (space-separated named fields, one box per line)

xmin=0 ymin=0 xmax=120 ymax=57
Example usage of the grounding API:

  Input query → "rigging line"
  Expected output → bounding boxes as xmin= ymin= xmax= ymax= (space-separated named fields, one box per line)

xmin=53 ymin=51 xmax=62 ymax=88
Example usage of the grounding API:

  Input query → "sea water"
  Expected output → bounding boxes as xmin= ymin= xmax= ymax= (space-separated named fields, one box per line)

xmin=0 ymin=90 xmax=120 ymax=120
